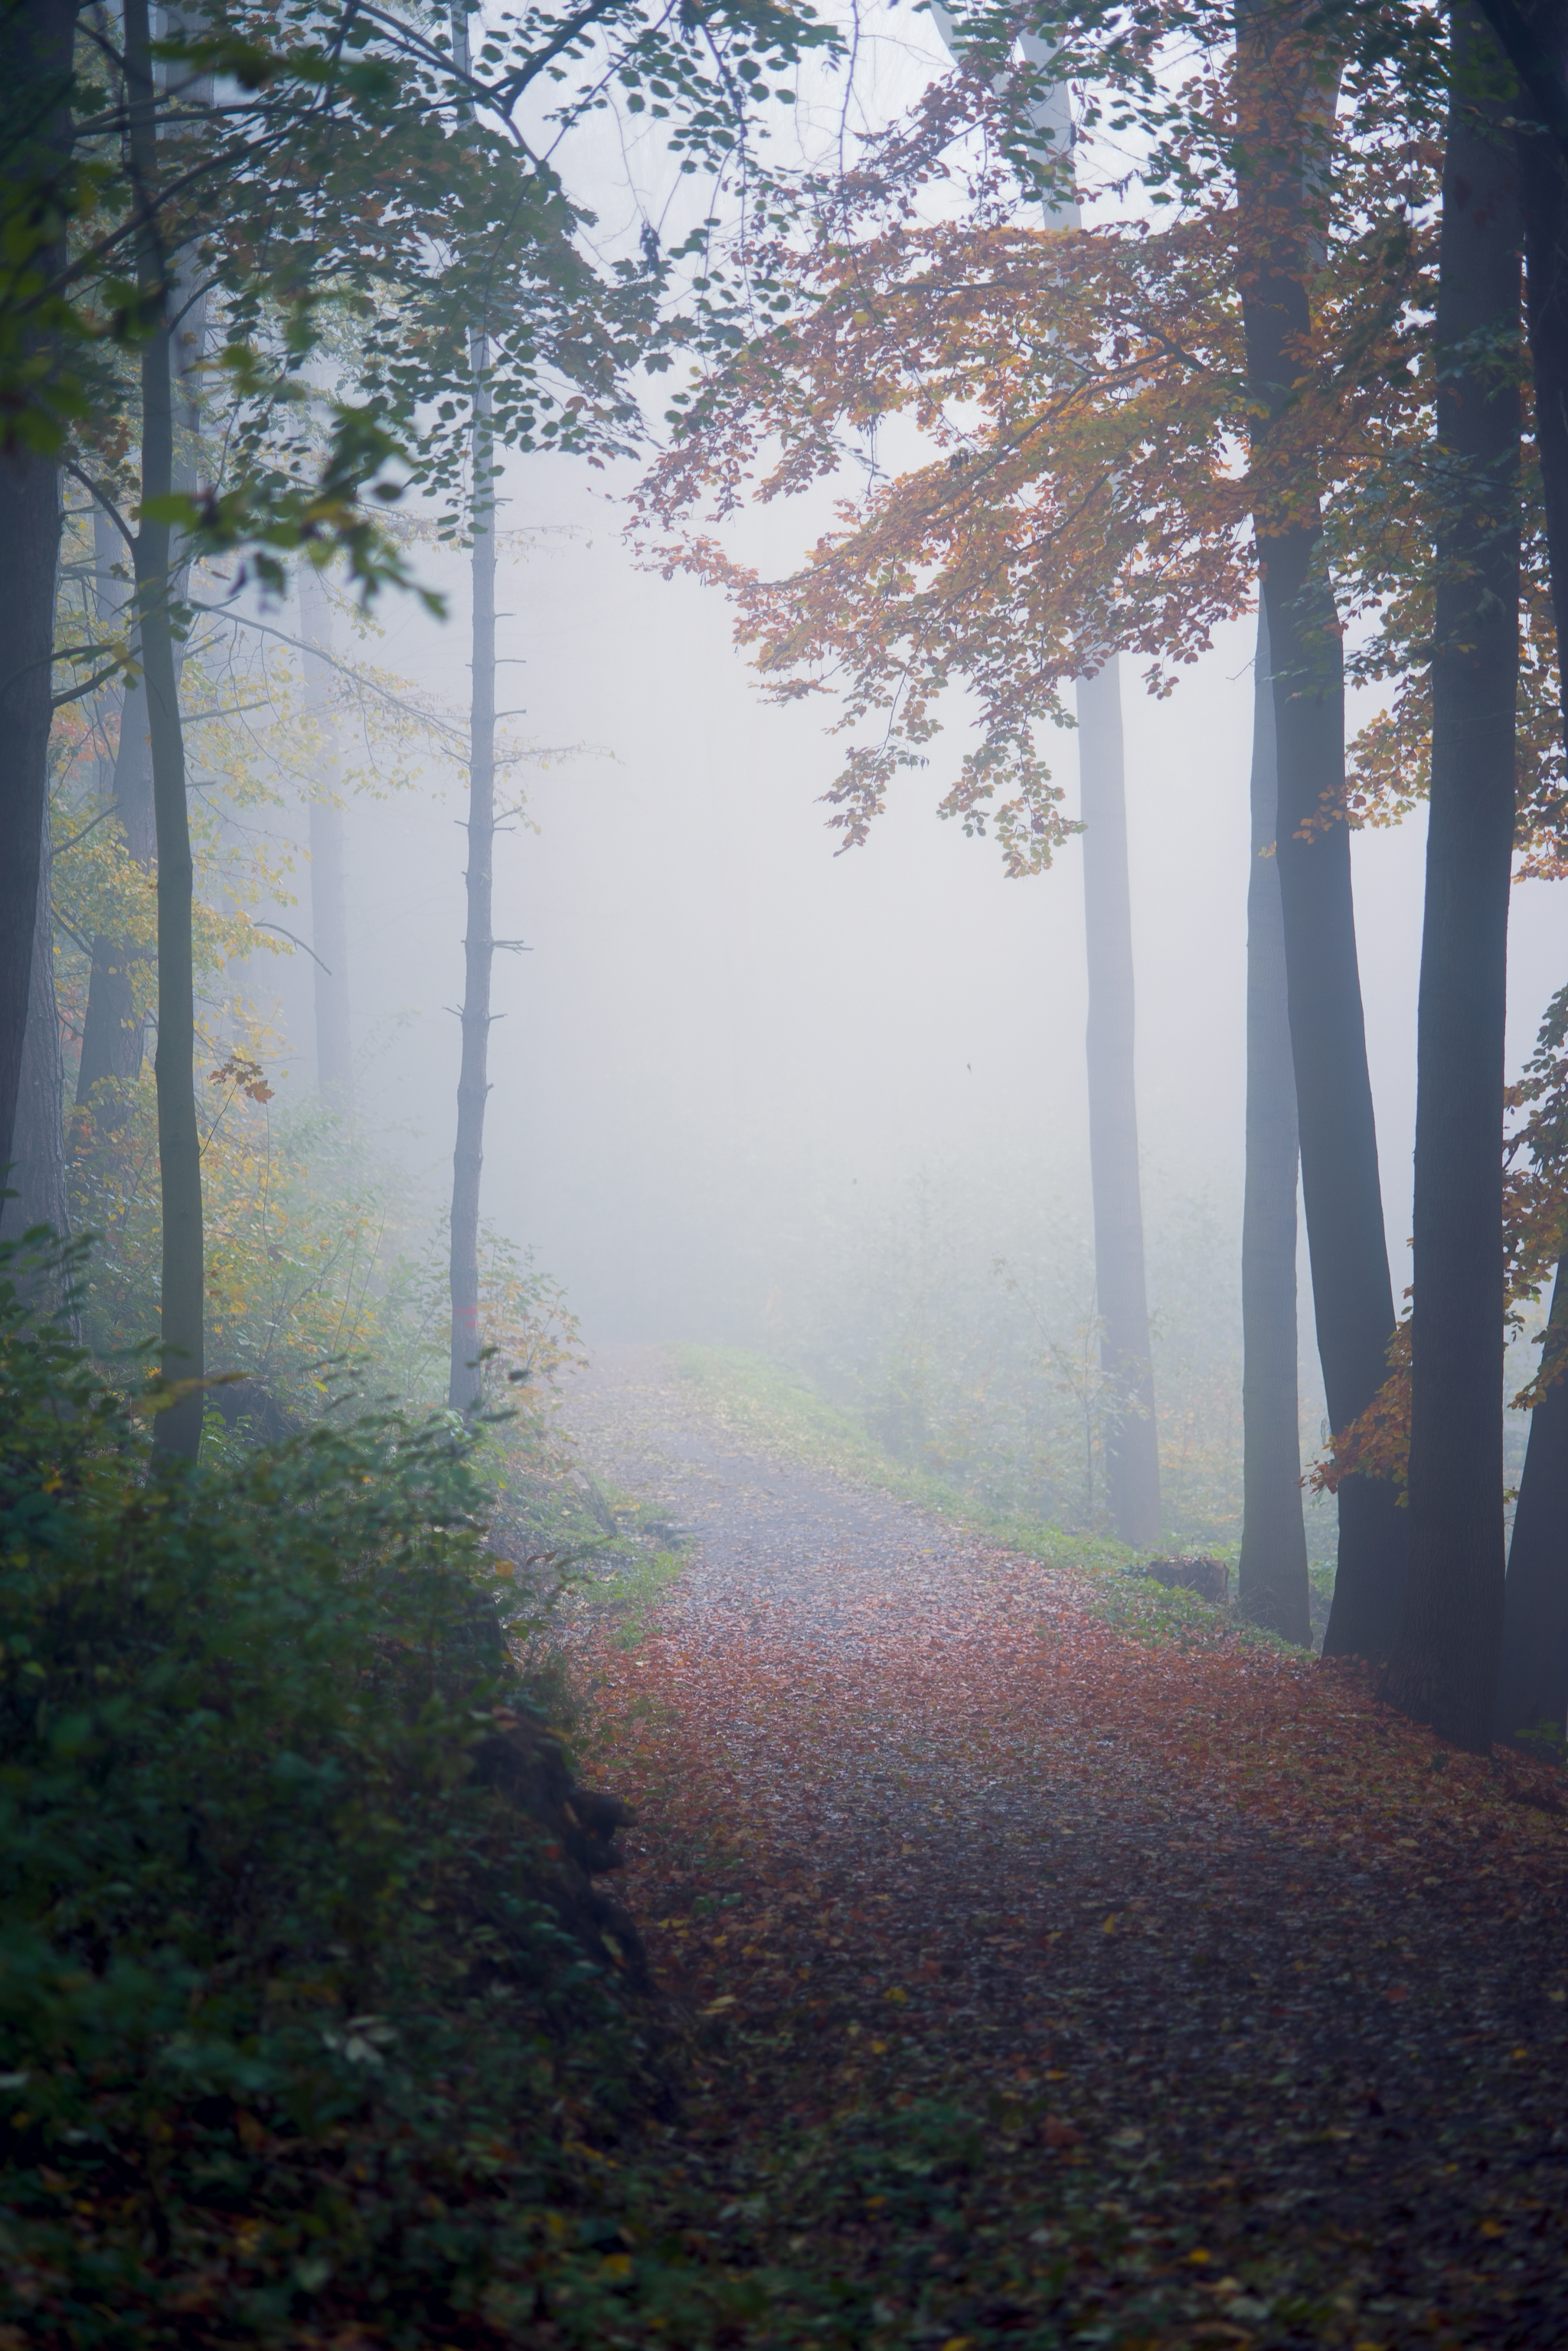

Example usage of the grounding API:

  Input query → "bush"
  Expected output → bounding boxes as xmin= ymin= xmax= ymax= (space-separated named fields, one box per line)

xmin=0 ymin=1238 xmax=657 ymax=2346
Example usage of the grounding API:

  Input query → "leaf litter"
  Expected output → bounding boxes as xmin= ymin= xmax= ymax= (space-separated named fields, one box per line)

xmin=559 ymin=1346 xmax=1568 ymax=2349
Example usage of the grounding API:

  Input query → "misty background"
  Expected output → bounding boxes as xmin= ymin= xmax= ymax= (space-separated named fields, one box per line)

xmin=217 ymin=10 xmax=1565 ymax=1553
xmin=229 ymin=449 xmax=1560 ymax=1506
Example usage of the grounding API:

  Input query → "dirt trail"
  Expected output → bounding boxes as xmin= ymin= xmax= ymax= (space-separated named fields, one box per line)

xmin=564 ymin=1344 xmax=1568 ymax=2350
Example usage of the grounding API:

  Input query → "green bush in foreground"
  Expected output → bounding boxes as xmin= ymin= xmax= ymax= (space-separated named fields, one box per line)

xmin=0 ymin=1239 xmax=662 ymax=2347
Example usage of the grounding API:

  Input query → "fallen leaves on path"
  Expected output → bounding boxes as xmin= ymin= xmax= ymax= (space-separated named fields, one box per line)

xmin=570 ymin=1558 xmax=1568 ymax=2349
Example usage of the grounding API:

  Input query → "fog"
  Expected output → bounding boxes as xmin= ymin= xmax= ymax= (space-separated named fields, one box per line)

xmin=224 ymin=12 xmax=1563 ymax=1549
xmin=233 ymin=446 xmax=1560 ymax=1461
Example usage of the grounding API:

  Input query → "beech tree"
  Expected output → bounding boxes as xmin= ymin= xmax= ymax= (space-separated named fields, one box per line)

xmin=1388 ymin=8 xmax=1523 ymax=1750
xmin=0 ymin=1 xmax=77 ymax=1203
xmin=1471 ymin=0 xmax=1568 ymax=1741
xmin=928 ymin=14 xmax=1160 ymax=1544
xmin=639 ymin=22 xmax=1439 ymax=1617
xmin=446 ymin=0 xmax=505 ymax=1416
xmin=1231 ymin=0 xmax=1411 ymax=1659
xmin=1240 ymin=601 xmax=1312 ymax=1643
xmin=1256 ymin=0 xmax=1568 ymax=1729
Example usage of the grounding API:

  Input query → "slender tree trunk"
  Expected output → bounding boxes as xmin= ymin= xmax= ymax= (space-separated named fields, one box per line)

xmin=1266 ymin=475 xmax=1407 ymax=1672
xmin=926 ymin=18 xmax=1162 ymax=1541
xmin=1494 ymin=3 xmax=1568 ymax=1743
xmin=1 ymin=810 xmax=68 ymax=1247
xmin=127 ymin=0 xmax=202 ymax=1458
xmin=449 ymin=370 xmax=495 ymax=1412
xmin=1077 ymin=661 xmax=1161 ymax=1546
xmin=78 ymin=509 xmax=155 ymax=1110
xmin=1495 ymin=1260 xmax=1568 ymax=1741
xmin=299 ymin=567 xmax=353 ymax=1111
xmin=446 ymin=2 xmax=495 ymax=1413
xmin=0 ymin=451 xmax=60 ymax=1190
xmin=76 ymin=677 xmax=155 ymax=1100
xmin=1236 ymin=0 xmax=1408 ymax=1659
xmin=1520 ymin=5 xmax=1568 ymax=679
xmin=1389 ymin=11 xmax=1522 ymax=1750
xmin=1239 ymin=602 xmax=1312 ymax=1641
xmin=0 ymin=0 xmax=75 ymax=1182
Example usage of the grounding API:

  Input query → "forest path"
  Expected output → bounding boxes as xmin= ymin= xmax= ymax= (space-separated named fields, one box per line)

xmin=563 ymin=1344 xmax=1568 ymax=2350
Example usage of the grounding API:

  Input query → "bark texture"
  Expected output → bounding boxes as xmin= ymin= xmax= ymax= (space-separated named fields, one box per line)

xmin=1390 ymin=11 xmax=1522 ymax=1749
xmin=1236 ymin=0 xmax=1408 ymax=1658
xmin=1238 ymin=602 xmax=1311 ymax=1644
xmin=1076 ymin=661 xmax=1161 ymax=1548
xmin=1 ymin=815 xmax=68 ymax=1247
xmin=127 ymin=0 xmax=203 ymax=1458
xmin=0 ymin=0 xmax=76 ymax=1181
xmin=1494 ymin=1262 xmax=1568 ymax=1743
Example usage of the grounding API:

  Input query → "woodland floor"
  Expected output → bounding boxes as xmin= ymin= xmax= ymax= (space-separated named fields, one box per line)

xmin=559 ymin=1345 xmax=1568 ymax=2351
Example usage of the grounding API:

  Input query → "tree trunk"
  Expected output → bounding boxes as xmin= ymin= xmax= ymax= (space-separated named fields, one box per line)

xmin=1494 ymin=3 xmax=1568 ymax=1746
xmin=1518 ymin=3 xmax=1568 ymax=694
xmin=0 ymin=0 xmax=75 ymax=1183
xmin=449 ymin=371 xmax=495 ymax=1413
xmin=76 ymin=678 xmax=155 ymax=1102
xmin=299 ymin=567 xmax=353 ymax=1112
xmin=1 ymin=811 xmax=68 ymax=1249
xmin=446 ymin=2 xmax=495 ymax=1415
xmin=77 ymin=510 xmax=155 ymax=1111
xmin=127 ymin=0 xmax=203 ymax=1458
xmin=927 ymin=17 xmax=1161 ymax=1543
xmin=1236 ymin=0 xmax=1408 ymax=1659
xmin=1077 ymin=660 xmax=1161 ymax=1547
xmin=1495 ymin=1261 xmax=1568 ymax=1742
xmin=1388 ymin=9 xmax=1522 ymax=1751
xmin=1238 ymin=601 xmax=1312 ymax=1642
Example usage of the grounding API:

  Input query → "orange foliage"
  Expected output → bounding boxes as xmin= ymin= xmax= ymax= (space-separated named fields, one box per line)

xmin=638 ymin=57 xmax=1448 ymax=871
xmin=640 ymin=35 xmax=1566 ymax=883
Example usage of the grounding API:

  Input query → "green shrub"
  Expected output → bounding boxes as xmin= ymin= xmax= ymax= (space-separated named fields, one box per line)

xmin=0 ymin=1239 xmax=658 ymax=2346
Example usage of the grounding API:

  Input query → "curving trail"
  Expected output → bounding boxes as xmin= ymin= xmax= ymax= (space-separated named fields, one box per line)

xmin=566 ymin=1345 xmax=1568 ymax=2351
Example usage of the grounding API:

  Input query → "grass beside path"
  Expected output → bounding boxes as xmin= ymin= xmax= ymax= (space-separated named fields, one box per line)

xmin=671 ymin=1343 xmax=1135 ymax=1573
xmin=671 ymin=1344 xmax=1282 ymax=1654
